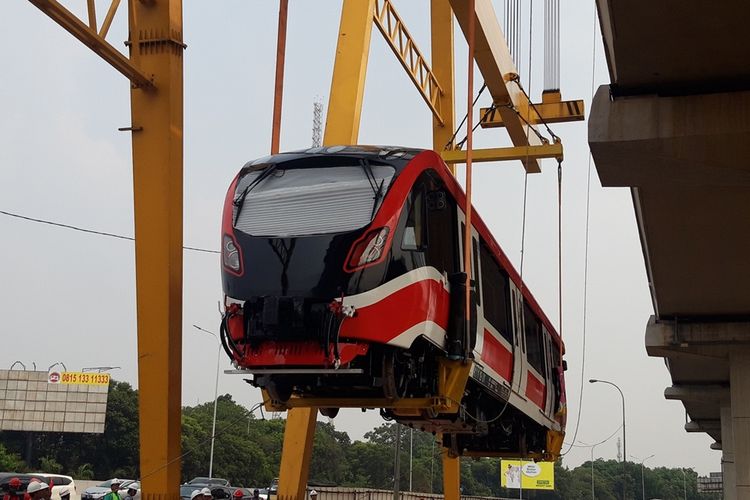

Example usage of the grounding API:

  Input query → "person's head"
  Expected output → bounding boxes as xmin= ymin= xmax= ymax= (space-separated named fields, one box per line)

xmin=309 ymin=489 xmax=318 ymax=499
xmin=252 ymin=490 xmax=259 ymax=498
xmin=111 ymin=480 xmax=122 ymax=493
xmin=27 ymin=481 xmax=50 ymax=500
xmin=127 ymin=488 xmax=137 ymax=497
xmin=8 ymin=478 xmax=22 ymax=493
xmin=200 ymin=488 xmax=212 ymax=500
xmin=190 ymin=490 xmax=203 ymax=500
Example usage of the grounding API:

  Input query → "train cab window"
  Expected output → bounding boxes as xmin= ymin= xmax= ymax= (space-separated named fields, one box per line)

xmin=523 ymin=302 xmax=545 ymax=375
xmin=424 ymin=184 xmax=457 ymax=273
xmin=479 ymin=241 xmax=512 ymax=343
xmin=402 ymin=188 xmax=426 ymax=251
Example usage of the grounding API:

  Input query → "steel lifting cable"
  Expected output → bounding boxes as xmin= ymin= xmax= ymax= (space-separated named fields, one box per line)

xmin=561 ymin=0 xmax=599 ymax=457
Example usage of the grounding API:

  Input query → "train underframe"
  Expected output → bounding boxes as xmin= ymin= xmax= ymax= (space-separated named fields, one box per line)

xmin=241 ymin=337 xmax=549 ymax=458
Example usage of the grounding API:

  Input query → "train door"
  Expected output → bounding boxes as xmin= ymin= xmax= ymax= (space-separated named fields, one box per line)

xmin=457 ymin=215 xmax=482 ymax=355
xmin=522 ymin=303 xmax=547 ymax=411
xmin=509 ymin=284 xmax=527 ymax=397
xmin=542 ymin=326 xmax=555 ymax=418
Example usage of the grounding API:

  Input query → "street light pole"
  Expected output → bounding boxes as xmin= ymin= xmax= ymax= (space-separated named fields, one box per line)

xmin=590 ymin=379 xmax=627 ymax=498
xmin=194 ymin=324 xmax=222 ymax=479
xmin=630 ymin=454 xmax=654 ymax=500
xmin=680 ymin=468 xmax=687 ymax=500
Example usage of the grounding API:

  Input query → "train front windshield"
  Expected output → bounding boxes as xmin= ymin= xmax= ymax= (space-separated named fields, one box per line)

xmin=233 ymin=163 xmax=396 ymax=238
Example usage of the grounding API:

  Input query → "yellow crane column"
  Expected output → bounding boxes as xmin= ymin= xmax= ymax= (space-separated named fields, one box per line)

xmin=276 ymin=1 xmax=375 ymax=498
xmin=128 ymin=1 xmax=185 ymax=498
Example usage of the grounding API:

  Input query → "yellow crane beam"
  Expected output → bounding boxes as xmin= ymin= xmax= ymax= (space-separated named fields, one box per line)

xmin=374 ymin=0 xmax=445 ymax=125
xmin=441 ymin=143 xmax=563 ymax=166
xmin=27 ymin=0 xmax=154 ymax=89
xmin=480 ymin=91 xmax=585 ymax=128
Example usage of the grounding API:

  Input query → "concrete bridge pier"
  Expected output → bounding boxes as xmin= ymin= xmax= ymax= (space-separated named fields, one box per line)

xmin=647 ymin=318 xmax=750 ymax=499
xmin=722 ymin=406 xmax=737 ymax=499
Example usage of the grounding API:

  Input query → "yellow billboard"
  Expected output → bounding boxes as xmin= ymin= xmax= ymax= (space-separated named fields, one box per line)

xmin=501 ymin=460 xmax=555 ymax=490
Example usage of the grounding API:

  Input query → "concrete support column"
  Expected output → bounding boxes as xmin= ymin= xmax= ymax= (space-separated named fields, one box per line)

xmin=730 ymin=348 xmax=750 ymax=499
xmin=723 ymin=406 xmax=737 ymax=500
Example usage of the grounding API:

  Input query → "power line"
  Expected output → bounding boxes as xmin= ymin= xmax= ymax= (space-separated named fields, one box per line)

xmin=0 ymin=209 xmax=220 ymax=254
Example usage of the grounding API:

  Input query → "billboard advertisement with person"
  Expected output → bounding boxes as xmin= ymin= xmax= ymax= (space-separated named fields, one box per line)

xmin=500 ymin=460 xmax=555 ymax=490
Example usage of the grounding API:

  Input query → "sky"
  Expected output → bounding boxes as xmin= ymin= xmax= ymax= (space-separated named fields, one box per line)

xmin=0 ymin=0 xmax=720 ymax=478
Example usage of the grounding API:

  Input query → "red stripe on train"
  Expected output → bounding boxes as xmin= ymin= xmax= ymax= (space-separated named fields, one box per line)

xmin=526 ymin=371 xmax=546 ymax=410
xmin=340 ymin=277 xmax=450 ymax=345
xmin=480 ymin=329 xmax=513 ymax=382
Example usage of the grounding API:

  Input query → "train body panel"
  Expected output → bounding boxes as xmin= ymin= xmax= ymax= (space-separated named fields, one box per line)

xmin=220 ymin=146 xmax=566 ymax=458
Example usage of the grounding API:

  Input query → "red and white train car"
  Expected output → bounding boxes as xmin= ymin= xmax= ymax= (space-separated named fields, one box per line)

xmin=220 ymin=146 xmax=566 ymax=458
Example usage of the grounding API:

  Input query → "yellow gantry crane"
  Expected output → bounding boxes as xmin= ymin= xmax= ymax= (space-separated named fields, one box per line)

xmin=24 ymin=1 xmax=582 ymax=500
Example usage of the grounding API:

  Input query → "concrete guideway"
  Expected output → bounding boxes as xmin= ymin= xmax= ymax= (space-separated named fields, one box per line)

xmin=591 ymin=1 xmax=750 ymax=498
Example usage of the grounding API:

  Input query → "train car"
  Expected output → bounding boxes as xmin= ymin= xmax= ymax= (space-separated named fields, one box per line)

xmin=220 ymin=145 xmax=566 ymax=458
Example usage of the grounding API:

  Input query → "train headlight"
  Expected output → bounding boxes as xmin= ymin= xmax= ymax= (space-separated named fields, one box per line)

xmin=346 ymin=227 xmax=390 ymax=271
xmin=223 ymin=234 xmax=242 ymax=273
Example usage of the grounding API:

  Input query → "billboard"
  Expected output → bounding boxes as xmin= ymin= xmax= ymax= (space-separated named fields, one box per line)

xmin=501 ymin=460 xmax=555 ymax=490
xmin=0 ymin=369 xmax=109 ymax=433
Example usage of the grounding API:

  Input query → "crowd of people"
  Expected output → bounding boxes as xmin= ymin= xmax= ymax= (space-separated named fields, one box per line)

xmin=1 ymin=477 xmax=60 ymax=500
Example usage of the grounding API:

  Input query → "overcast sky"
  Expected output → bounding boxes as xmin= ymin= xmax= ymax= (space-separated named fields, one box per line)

xmin=0 ymin=0 xmax=719 ymax=477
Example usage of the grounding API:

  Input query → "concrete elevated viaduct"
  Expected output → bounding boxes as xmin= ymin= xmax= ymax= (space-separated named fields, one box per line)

xmin=589 ymin=1 xmax=750 ymax=498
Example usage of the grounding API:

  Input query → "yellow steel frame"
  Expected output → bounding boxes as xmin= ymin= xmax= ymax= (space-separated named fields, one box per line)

xmin=27 ymin=1 xmax=183 ymax=499
xmin=479 ymin=91 xmax=585 ymax=128
xmin=26 ymin=1 xmax=578 ymax=498
xmin=441 ymin=143 xmax=563 ymax=166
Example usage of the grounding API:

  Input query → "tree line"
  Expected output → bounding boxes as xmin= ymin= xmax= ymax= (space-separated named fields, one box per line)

xmin=0 ymin=381 xmax=719 ymax=499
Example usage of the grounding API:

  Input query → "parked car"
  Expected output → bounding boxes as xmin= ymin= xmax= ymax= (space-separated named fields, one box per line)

xmin=186 ymin=478 xmax=230 ymax=487
xmin=81 ymin=479 xmax=136 ymax=500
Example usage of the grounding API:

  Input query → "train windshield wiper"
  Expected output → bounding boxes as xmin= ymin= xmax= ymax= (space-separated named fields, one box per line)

xmin=233 ymin=163 xmax=279 ymax=225
xmin=360 ymin=159 xmax=385 ymax=219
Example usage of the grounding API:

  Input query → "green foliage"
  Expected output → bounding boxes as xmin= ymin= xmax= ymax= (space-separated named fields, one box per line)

xmin=75 ymin=463 xmax=95 ymax=480
xmin=0 ymin=442 xmax=26 ymax=472
xmin=39 ymin=456 xmax=63 ymax=474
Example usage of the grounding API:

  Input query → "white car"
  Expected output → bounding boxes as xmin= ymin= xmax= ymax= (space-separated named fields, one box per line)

xmin=29 ymin=474 xmax=77 ymax=500
xmin=82 ymin=479 xmax=137 ymax=500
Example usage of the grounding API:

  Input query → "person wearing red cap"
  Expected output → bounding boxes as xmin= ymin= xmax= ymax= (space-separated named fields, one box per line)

xmin=232 ymin=490 xmax=243 ymax=500
xmin=2 ymin=477 xmax=24 ymax=500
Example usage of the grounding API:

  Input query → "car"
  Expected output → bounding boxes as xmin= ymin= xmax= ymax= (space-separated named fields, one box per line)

xmin=186 ymin=478 xmax=230 ymax=487
xmin=0 ymin=474 xmax=76 ymax=500
xmin=81 ymin=479 xmax=136 ymax=500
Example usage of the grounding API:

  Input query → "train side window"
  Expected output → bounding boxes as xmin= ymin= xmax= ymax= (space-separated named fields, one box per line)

xmin=523 ymin=302 xmax=545 ymax=375
xmin=402 ymin=188 xmax=426 ymax=251
xmin=479 ymin=241 xmax=512 ymax=343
